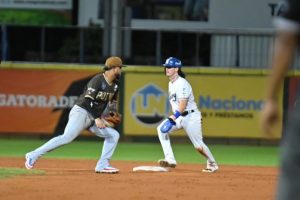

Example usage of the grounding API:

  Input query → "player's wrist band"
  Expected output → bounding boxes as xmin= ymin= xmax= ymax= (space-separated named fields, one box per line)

xmin=173 ymin=110 xmax=181 ymax=119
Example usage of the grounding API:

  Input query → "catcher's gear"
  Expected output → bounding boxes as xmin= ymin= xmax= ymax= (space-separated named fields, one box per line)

xmin=160 ymin=118 xmax=176 ymax=133
xmin=102 ymin=111 xmax=122 ymax=127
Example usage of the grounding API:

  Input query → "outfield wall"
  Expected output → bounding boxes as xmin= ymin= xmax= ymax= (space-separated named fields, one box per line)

xmin=0 ymin=62 xmax=288 ymax=139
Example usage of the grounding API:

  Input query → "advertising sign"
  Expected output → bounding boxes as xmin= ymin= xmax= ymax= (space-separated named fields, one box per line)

xmin=0 ymin=0 xmax=72 ymax=10
xmin=124 ymin=73 xmax=283 ymax=138
xmin=0 ymin=68 xmax=95 ymax=135
xmin=192 ymin=75 xmax=282 ymax=138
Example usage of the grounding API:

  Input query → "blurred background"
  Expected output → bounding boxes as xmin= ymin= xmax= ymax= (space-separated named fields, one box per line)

xmin=2 ymin=0 xmax=299 ymax=68
xmin=0 ymin=0 xmax=297 ymax=143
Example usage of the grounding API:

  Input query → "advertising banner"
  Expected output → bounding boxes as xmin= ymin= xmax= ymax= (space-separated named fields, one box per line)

xmin=0 ymin=68 xmax=95 ymax=135
xmin=0 ymin=65 xmax=284 ymax=139
xmin=123 ymin=73 xmax=186 ymax=136
xmin=193 ymin=75 xmax=282 ymax=138
xmin=124 ymin=73 xmax=283 ymax=138
xmin=0 ymin=0 xmax=72 ymax=10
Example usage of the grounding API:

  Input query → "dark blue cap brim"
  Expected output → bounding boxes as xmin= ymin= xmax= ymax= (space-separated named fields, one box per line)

xmin=163 ymin=65 xmax=181 ymax=68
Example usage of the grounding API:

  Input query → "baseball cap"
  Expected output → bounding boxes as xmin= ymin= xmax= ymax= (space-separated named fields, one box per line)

xmin=104 ymin=56 xmax=124 ymax=69
xmin=163 ymin=57 xmax=182 ymax=68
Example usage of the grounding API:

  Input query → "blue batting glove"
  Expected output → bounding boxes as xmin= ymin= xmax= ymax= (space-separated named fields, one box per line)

xmin=160 ymin=118 xmax=176 ymax=133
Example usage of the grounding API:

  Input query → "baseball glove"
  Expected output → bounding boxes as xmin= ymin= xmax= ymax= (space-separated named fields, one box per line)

xmin=102 ymin=111 xmax=122 ymax=127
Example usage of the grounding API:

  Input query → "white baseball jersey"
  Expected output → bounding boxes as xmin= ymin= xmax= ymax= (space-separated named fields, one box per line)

xmin=168 ymin=76 xmax=198 ymax=112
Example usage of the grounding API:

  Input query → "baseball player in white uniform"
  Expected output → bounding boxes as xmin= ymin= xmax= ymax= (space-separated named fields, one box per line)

xmin=157 ymin=57 xmax=218 ymax=172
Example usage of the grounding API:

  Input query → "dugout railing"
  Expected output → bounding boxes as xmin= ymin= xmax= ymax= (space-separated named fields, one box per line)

xmin=1 ymin=24 xmax=299 ymax=68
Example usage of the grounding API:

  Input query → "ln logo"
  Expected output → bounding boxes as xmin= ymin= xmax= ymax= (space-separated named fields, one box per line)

xmin=131 ymin=84 xmax=170 ymax=125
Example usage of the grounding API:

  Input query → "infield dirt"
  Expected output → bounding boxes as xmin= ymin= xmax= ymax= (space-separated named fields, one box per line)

xmin=0 ymin=157 xmax=277 ymax=200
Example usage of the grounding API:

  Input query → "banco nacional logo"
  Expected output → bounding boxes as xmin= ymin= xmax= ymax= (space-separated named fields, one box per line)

xmin=131 ymin=84 xmax=170 ymax=125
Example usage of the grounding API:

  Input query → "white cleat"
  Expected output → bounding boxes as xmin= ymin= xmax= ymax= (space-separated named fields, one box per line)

xmin=202 ymin=161 xmax=219 ymax=173
xmin=25 ymin=153 xmax=36 ymax=170
xmin=95 ymin=166 xmax=119 ymax=174
xmin=158 ymin=159 xmax=177 ymax=168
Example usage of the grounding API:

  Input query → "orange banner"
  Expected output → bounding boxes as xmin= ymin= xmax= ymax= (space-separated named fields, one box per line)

xmin=0 ymin=69 xmax=96 ymax=135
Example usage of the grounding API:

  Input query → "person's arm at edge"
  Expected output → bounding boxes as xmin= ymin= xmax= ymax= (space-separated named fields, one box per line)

xmin=266 ymin=31 xmax=298 ymax=101
xmin=261 ymin=31 xmax=298 ymax=136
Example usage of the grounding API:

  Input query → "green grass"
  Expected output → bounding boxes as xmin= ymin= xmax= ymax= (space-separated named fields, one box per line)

xmin=0 ymin=138 xmax=280 ymax=167
xmin=0 ymin=168 xmax=44 ymax=179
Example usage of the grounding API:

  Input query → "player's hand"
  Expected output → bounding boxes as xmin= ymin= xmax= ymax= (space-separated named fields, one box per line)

xmin=260 ymin=100 xmax=279 ymax=137
xmin=95 ymin=118 xmax=106 ymax=129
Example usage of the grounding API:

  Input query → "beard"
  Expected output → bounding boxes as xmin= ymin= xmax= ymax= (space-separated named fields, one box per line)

xmin=114 ymin=73 xmax=121 ymax=85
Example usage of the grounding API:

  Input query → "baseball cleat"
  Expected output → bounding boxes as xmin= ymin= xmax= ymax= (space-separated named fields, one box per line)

xmin=25 ymin=153 xmax=36 ymax=170
xmin=95 ymin=166 xmax=119 ymax=174
xmin=202 ymin=162 xmax=219 ymax=173
xmin=158 ymin=159 xmax=177 ymax=168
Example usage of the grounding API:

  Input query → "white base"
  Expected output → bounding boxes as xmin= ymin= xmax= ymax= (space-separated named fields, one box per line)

xmin=132 ymin=166 xmax=169 ymax=172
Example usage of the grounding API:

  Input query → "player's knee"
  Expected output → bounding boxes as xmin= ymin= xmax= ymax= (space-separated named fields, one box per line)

xmin=157 ymin=125 xmax=162 ymax=134
xmin=110 ymin=130 xmax=120 ymax=142
xmin=157 ymin=125 xmax=166 ymax=138
xmin=115 ymin=132 xmax=120 ymax=141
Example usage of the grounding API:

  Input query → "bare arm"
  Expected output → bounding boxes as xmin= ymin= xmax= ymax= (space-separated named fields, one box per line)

xmin=266 ymin=31 xmax=298 ymax=101
xmin=177 ymin=99 xmax=188 ymax=113
xmin=261 ymin=31 xmax=298 ymax=136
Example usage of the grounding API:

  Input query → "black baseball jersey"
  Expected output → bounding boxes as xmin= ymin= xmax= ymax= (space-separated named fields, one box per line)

xmin=76 ymin=73 xmax=118 ymax=118
xmin=275 ymin=0 xmax=300 ymax=32
xmin=281 ymin=0 xmax=300 ymax=23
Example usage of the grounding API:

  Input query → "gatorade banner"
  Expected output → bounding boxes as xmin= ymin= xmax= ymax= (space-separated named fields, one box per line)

xmin=123 ymin=73 xmax=283 ymax=138
xmin=0 ymin=68 xmax=96 ymax=135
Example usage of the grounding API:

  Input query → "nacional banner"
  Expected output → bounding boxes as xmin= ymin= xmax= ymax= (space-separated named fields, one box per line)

xmin=123 ymin=73 xmax=283 ymax=138
xmin=0 ymin=68 xmax=96 ymax=135
xmin=192 ymin=75 xmax=282 ymax=138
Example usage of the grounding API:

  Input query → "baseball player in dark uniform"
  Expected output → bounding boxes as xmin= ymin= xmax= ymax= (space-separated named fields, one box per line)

xmin=25 ymin=56 xmax=124 ymax=174
xmin=261 ymin=0 xmax=300 ymax=199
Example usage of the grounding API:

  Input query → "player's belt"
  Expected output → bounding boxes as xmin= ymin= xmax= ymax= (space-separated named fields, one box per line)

xmin=181 ymin=110 xmax=195 ymax=116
